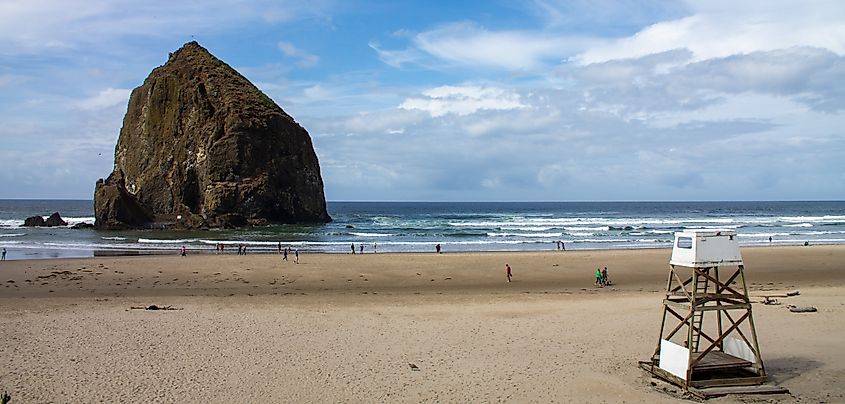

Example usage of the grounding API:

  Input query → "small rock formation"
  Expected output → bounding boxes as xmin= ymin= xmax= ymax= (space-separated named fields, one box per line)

xmin=23 ymin=212 xmax=70 ymax=227
xmin=71 ymin=222 xmax=95 ymax=229
xmin=23 ymin=215 xmax=46 ymax=227
xmin=94 ymin=41 xmax=331 ymax=229
xmin=45 ymin=212 xmax=67 ymax=227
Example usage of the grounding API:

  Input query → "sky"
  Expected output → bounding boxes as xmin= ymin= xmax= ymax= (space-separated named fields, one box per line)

xmin=0 ymin=0 xmax=843 ymax=201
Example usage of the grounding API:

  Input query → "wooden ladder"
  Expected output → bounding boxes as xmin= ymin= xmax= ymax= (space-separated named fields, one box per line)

xmin=690 ymin=270 xmax=709 ymax=352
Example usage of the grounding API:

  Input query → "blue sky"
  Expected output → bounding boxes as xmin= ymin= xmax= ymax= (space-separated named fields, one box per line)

xmin=0 ymin=0 xmax=843 ymax=201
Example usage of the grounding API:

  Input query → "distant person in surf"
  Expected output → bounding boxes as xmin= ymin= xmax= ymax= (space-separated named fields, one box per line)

xmin=180 ymin=246 xmax=187 ymax=257
xmin=278 ymin=242 xmax=282 ymax=254
xmin=373 ymin=242 xmax=377 ymax=253
xmin=505 ymin=263 xmax=512 ymax=282
xmin=1 ymin=247 xmax=6 ymax=261
xmin=436 ymin=243 xmax=441 ymax=254
xmin=360 ymin=244 xmax=364 ymax=254
xmin=351 ymin=243 xmax=356 ymax=254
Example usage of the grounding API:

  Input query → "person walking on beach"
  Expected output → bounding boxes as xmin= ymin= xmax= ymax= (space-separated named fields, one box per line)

xmin=294 ymin=249 xmax=299 ymax=264
xmin=351 ymin=243 xmax=356 ymax=254
xmin=237 ymin=245 xmax=242 ymax=255
xmin=505 ymin=263 xmax=512 ymax=282
xmin=601 ymin=267 xmax=608 ymax=286
xmin=1 ymin=247 xmax=6 ymax=261
xmin=561 ymin=242 xmax=565 ymax=251
xmin=278 ymin=242 xmax=282 ymax=254
xmin=283 ymin=248 xmax=288 ymax=261
xmin=435 ymin=243 xmax=441 ymax=254
xmin=359 ymin=244 xmax=364 ymax=254
xmin=181 ymin=246 xmax=187 ymax=257
xmin=595 ymin=268 xmax=602 ymax=286
xmin=373 ymin=242 xmax=377 ymax=253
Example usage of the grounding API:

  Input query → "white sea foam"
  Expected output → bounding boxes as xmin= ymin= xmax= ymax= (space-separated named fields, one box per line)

xmin=499 ymin=226 xmax=554 ymax=231
xmin=0 ymin=220 xmax=23 ymax=228
xmin=738 ymin=232 xmax=793 ymax=238
xmin=101 ymin=236 xmax=127 ymax=241
xmin=0 ymin=233 xmax=25 ymax=237
xmin=349 ymin=232 xmax=396 ymax=237
xmin=563 ymin=226 xmax=609 ymax=231
xmin=783 ymin=223 xmax=813 ymax=227
xmin=487 ymin=232 xmax=563 ymax=238
xmin=63 ymin=216 xmax=95 ymax=225
xmin=450 ymin=216 xmax=740 ymax=229
xmin=138 ymin=238 xmax=198 ymax=244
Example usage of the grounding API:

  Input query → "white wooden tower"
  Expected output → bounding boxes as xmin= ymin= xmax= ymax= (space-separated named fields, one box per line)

xmin=645 ymin=230 xmax=767 ymax=391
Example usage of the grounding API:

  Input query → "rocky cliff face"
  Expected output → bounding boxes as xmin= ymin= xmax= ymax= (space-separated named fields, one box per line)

xmin=94 ymin=41 xmax=330 ymax=229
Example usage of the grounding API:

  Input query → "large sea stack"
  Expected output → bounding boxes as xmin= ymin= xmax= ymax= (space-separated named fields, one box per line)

xmin=95 ymin=42 xmax=331 ymax=229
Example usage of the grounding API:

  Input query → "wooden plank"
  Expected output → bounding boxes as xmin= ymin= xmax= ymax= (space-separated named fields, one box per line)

xmin=691 ymin=376 xmax=766 ymax=388
xmin=641 ymin=362 xmax=688 ymax=389
xmin=693 ymin=384 xmax=788 ymax=398
xmin=692 ymin=350 xmax=752 ymax=371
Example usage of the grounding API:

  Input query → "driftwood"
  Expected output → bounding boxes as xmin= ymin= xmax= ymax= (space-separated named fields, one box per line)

xmin=130 ymin=304 xmax=182 ymax=311
xmin=787 ymin=305 xmax=817 ymax=313
xmin=761 ymin=297 xmax=781 ymax=305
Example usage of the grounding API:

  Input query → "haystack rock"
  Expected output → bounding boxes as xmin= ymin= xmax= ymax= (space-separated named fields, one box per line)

xmin=94 ymin=41 xmax=331 ymax=229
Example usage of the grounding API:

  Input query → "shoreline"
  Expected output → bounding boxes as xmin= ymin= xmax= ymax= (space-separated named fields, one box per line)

xmin=0 ymin=239 xmax=838 ymax=262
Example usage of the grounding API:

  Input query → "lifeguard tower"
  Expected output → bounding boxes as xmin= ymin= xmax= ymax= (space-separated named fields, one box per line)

xmin=640 ymin=230 xmax=787 ymax=398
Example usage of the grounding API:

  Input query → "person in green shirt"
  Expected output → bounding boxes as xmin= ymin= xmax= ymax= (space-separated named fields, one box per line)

xmin=595 ymin=268 xmax=602 ymax=286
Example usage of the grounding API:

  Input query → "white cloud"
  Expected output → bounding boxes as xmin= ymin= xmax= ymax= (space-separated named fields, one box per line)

xmin=278 ymin=41 xmax=319 ymax=68
xmin=369 ymin=42 xmax=423 ymax=68
xmin=75 ymin=88 xmax=131 ymax=111
xmin=405 ymin=22 xmax=593 ymax=70
xmin=0 ymin=0 xmax=331 ymax=55
xmin=575 ymin=0 xmax=845 ymax=64
xmin=399 ymin=85 xmax=525 ymax=117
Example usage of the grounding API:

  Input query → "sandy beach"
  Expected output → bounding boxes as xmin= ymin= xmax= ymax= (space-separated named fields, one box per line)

xmin=1 ymin=245 xmax=843 ymax=402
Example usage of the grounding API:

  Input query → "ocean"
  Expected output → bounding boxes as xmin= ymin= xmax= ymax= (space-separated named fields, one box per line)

xmin=0 ymin=200 xmax=843 ymax=260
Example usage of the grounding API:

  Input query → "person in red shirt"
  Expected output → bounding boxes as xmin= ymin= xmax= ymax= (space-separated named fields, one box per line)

xmin=505 ymin=263 xmax=512 ymax=282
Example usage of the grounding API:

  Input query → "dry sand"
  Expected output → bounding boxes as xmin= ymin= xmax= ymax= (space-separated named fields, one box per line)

xmin=0 ymin=246 xmax=843 ymax=403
